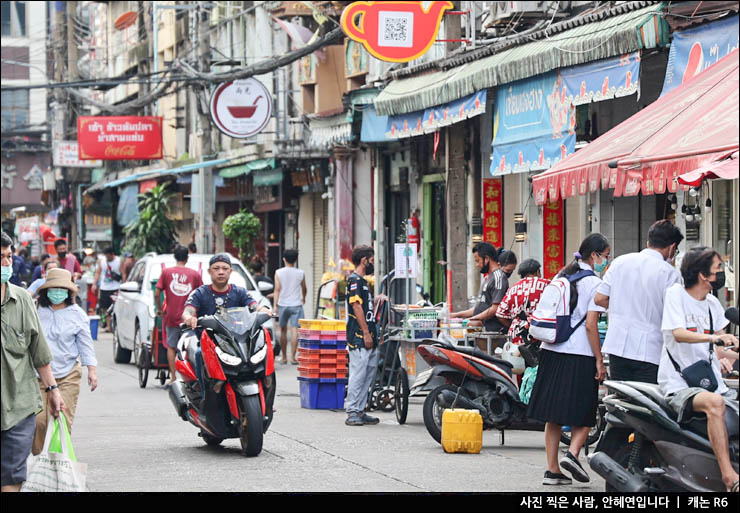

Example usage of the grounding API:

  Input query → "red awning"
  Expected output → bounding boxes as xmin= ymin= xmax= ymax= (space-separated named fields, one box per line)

xmin=533 ymin=49 xmax=739 ymax=205
xmin=677 ymin=151 xmax=739 ymax=187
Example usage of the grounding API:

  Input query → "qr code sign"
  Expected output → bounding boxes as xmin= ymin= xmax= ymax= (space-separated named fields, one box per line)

xmin=378 ymin=11 xmax=413 ymax=48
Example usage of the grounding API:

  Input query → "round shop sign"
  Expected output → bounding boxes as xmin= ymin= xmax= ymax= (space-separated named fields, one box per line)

xmin=210 ymin=78 xmax=272 ymax=138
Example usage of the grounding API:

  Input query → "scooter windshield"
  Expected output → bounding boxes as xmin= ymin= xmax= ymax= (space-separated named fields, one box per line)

xmin=216 ymin=307 xmax=256 ymax=336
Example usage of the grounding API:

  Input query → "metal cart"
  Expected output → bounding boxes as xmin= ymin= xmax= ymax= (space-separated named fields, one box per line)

xmin=135 ymin=280 xmax=170 ymax=388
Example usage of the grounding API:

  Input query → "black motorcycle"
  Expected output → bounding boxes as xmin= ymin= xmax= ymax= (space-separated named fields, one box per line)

xmin=589 ymin=307 xmax=740 ymax=492
xmin=168 ymin=307 xmax=277 ymax=457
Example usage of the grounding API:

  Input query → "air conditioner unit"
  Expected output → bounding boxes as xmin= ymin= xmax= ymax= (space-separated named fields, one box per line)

xmin=489 ymin=1 xmax=553 ymax=22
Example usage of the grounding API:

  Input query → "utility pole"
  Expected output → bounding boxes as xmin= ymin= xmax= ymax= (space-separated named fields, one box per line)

xmin=196 ymin=5 xmax=215 ymax=253
xmin=445 ymin=3 xmax=467 ymax=312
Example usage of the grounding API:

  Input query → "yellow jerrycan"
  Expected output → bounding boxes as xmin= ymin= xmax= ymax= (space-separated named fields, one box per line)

xmin=441 ymin=409 xmax=483 ymax=454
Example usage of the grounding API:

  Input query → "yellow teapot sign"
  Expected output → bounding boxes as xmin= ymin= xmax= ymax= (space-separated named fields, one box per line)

xmin=340 ymin=1 xmax=453 ymax=63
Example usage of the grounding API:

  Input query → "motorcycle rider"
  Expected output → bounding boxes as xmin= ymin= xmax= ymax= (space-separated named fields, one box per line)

xmin=182 ymin=253 xmax=272 ymax=397
xmin=594 ymin=219 xmax=684 ymax=383
xmin=658 ymin=246 xmax=739 ymax=492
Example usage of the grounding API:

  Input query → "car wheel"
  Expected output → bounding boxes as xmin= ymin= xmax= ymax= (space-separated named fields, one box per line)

xmin=113 ymin=317 xmax=132 ymax=364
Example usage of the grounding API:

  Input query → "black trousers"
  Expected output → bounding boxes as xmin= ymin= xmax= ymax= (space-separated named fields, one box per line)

xmin=608 ymin=354 xmax=659 ymax=384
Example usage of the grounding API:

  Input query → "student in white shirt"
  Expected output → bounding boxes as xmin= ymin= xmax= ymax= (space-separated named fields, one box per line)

xmin=595 ymin=219 xmax=683 ymax=383
xmin=659 ymin=247 xmax=739 ymax=492
xmin=527 ymin=233 xmax=610 ymax=486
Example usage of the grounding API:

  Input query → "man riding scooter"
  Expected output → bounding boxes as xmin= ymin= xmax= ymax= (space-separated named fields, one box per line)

xmin=658 ymin=247 xmax=739 ymax=492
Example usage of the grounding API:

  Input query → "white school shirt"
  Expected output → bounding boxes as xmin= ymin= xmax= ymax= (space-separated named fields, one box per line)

xmin=542 ymin=262 xmax=605 ymax=358
xmin=658 ymin=283 xmax=729 ymax=396
xmin=600 ymin=248 xmax=682 ymax=365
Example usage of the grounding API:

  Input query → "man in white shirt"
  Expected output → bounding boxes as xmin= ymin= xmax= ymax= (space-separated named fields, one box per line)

xmin=594 ymin=220 xmax=683 ymax=383
xmin=659 ymin=247 xmax=738 ymax=492
xmin=274 ymin=249 xmax=306 ymax=365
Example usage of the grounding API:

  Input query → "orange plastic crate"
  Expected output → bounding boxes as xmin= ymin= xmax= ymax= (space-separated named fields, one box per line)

xmin=298 ymin=367 xmax=348 ymax=379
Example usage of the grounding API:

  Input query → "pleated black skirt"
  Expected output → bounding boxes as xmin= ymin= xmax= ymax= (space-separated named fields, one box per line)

xmin=527 ymin=349 xmax=599 ymax=427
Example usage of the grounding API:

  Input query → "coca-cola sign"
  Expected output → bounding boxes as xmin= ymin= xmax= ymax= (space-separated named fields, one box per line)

xmin=77 ymin=116 xmax=163 ymax=160
xmin=210 ymin=79 xmax=272 ymax=139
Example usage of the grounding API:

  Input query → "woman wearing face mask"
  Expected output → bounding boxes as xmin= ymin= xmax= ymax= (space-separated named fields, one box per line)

xmin=32 ymin=268 xmax=98 ymax=456
xmin=527 ymin=233 xmax=611 ymax=486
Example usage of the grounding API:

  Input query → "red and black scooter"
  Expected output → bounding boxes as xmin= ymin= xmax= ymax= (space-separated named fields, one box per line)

xmin=168 ymin=307 xmax=276 ymax=457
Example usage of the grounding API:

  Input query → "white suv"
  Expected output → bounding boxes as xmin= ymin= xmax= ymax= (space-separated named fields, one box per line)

xmin=112 ymin=253 xmax=273 ymax=364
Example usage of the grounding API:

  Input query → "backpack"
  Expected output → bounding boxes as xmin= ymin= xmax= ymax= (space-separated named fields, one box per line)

xmin=529 ymin=269 xmax=595 ymax=344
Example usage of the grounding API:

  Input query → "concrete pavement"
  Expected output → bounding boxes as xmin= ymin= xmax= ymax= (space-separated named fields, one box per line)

xmin=70 ymin=332 xmax=606 ymax=492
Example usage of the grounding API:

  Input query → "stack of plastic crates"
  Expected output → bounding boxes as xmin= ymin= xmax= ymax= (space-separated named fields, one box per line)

xmin=297 ymin=319 xmax=348 ymax=409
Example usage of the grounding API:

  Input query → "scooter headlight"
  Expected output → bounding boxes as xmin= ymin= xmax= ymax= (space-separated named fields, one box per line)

xmin=215 ymin=345 xmax=242 ymax=367
xmin=250 ymin=331 xmax=267 ymax=365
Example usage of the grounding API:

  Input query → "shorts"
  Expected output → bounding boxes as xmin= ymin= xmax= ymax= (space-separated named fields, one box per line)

xmin=278 ymin=305 xmax=304 ymax=328
xmin=99 ymin=289 xmax=117 ymax=311
xmin=666 ymin=387 xmax=738 ymax=424
xmin=165 ymin=326 xmax=182 ymax=349
xmin=1 ymin=414 xmax=36 ymax=486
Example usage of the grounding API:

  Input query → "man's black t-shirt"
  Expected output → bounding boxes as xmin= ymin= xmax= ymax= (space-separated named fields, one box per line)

xmin=472 ymin=269 xmax=508 ymax=333
xmin=346 ymin=273 xmax=377 ymax=350
xmin=184 ymin=284 xmax=257 ymax=316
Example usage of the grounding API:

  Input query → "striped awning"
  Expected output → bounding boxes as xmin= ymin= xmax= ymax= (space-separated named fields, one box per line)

xmin=374 ymin=3 xmax=668 ymax=116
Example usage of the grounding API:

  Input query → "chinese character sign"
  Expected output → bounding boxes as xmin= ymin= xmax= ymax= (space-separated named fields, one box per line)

xmin=483 ymin=178 xmax=503 ymax=247
xmin=542 ymin=199 xmax=564 ymax=279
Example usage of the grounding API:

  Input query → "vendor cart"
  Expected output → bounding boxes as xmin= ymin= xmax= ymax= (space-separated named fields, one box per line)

xmin=135 ymin=280 xmax=170 ymax=388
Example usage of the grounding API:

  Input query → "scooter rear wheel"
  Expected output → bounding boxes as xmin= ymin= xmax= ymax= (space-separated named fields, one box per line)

xmin=423 ymin=384 xmax=462 ymax=444
xmin=239 ymin=395 xmax=264 ymax=457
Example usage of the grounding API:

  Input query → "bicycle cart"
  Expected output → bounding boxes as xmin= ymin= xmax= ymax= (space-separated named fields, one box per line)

xmin=135 ymin=281 xmax=171 ymax=388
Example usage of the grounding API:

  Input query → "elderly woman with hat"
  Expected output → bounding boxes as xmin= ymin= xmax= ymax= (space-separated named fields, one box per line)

xmin=31 ymin=268 xmax=98 ymax=455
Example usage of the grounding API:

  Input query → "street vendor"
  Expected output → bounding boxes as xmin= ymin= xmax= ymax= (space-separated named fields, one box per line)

xmin=450 ymin=243 xmax=511 ymax=339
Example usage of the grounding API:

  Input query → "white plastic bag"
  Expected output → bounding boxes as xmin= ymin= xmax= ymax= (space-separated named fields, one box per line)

xmin=21 ymin=412 xmax=88 ymax=492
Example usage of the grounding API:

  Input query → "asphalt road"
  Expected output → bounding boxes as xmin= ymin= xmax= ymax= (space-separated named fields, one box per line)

xmin=70 ymin=332 xmax=607 ymax=492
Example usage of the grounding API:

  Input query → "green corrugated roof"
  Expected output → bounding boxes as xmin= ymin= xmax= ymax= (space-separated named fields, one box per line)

xmin=374 ymin=3 xmax=668 ymax=116
xmin=252 ymin=167 xmax=284 ymax=186
xmin=219 ymin=157 xmax=276 ymax=178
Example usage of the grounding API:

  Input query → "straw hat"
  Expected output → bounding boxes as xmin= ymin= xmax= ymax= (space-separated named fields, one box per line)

xmin=38 ymin=268 xmax=79 ymax=295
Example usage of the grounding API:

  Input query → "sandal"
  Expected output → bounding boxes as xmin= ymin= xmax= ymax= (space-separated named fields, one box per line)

xmin=731 ymin=480 xmax=739 ymax=493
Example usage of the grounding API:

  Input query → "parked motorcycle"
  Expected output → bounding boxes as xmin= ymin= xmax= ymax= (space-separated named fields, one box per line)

xmin=168 ymin=307 xmax=276 ymax=457
xmin=588 ymin=307 xmax=740 ymax=492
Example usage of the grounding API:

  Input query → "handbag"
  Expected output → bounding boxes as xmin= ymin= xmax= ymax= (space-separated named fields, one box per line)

xmin=21 ymin=412 xmax=88 ymax=492
xmin=666 ymin=308 xmax=718 ymax=392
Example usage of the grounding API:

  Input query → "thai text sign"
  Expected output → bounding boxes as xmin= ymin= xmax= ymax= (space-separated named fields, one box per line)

xmin=491 ymin=71 xmax=575 ymax=176
xmin=482 ymin=178 xmax=503 ymax=247
xmin=77 ymin=116 xmax=163 ymax=160
xmin=542 ymin=199 xmax=564 ymax=279
xmin=53 ymin=141 xmax=102 ymax=167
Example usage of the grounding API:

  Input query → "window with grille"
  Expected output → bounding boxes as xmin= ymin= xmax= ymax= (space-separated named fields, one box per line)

xmin=1 ymin=1 xmax=26 ymax=37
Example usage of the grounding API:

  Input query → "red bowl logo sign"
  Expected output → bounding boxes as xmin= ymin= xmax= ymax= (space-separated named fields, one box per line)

xmin=341 ymin=1 xmax=453 ymax=63
xmin=210 ymin=79 xmax=272 ymax=138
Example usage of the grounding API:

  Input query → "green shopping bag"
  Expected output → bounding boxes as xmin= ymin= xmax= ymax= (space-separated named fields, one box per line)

xmin=48 ymin=412 xmax=76 ymax=462
xmin=519 ymin=366 xmax=538 ymax=405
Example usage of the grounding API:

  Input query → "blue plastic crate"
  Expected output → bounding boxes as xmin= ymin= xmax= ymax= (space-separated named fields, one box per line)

xmin=298 ymin=339 xmax=321 ymax=350
xmin=298 ymin=377 xmax=347 ymax=409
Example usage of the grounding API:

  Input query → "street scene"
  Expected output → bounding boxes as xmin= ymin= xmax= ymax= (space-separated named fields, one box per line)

xmin=1 ymin=0 xmax=740 ymax=498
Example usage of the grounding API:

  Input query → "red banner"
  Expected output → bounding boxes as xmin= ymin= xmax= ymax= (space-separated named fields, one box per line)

xmin=77 ymin=116 xmax=163 ymax=160
xmin=542 ymin=199 xmax=564 ymax=279
xmin=482 ymin=178 xmax=503 ymax=248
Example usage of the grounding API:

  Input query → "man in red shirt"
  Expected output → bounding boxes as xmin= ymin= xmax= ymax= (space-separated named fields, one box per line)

xmin=496 ymin=259 xmax=550 ymax=345
xmin=54 ymin=239 xmax=81 ymax=281
xmin=155 ymin=245 xmax=203 ymax=386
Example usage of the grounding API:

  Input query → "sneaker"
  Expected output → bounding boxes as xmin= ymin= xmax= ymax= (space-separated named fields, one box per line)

xmin=542 ymin=471 xmax=572 ymax=485
xmin=360 ymin=413 xmax=379 ymax=425
xmin=560 ymin=451 xmax=590 ymax=483
xmin=345 ymin=414 xmax=365 ymax=426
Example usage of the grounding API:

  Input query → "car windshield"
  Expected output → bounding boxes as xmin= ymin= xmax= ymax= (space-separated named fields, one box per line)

xmin=215 ymin=307 xmax=256 ymax=336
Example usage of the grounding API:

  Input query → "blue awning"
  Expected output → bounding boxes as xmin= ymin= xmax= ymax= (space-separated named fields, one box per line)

xmin=87 ymin=158 xmax=232 ymax=192
xmin=360 ymin=105 xmax=389 ymax=143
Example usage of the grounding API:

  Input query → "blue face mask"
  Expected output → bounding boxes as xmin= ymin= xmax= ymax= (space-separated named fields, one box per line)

xmin=594 ymin=254 xmax=609 ymax=273
xmin=47 ymin=288 xmax=69 ymax=305
xmin=1 ymin=265 xmax=11 ymax=284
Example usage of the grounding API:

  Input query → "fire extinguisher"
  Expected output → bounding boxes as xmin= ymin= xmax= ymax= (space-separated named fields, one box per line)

xmin=407 ymin=210 xmax=420 ymax=253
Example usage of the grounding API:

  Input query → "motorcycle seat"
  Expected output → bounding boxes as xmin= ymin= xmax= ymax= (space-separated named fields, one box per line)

xmin=624 ymin=382 xmax=673 ymax=415
xmin=448 ymin=344 xmax=514 ymax=370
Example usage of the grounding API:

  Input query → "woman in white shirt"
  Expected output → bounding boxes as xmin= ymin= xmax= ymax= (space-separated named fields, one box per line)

xmin=527 ymin=233 xmax=610 ymax=486
xmin=659 ymin=247 xmax=739 ymax=492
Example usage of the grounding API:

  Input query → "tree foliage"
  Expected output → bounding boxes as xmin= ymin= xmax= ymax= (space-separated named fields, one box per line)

xmin=123 ymin=183 xmax=178 ymax=258
xmin=223 ymin=209 xmax=262 ymax=262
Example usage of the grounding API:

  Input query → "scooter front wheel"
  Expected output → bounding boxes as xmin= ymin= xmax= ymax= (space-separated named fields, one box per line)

xmin=423 ymin=384 xmax=461 ymax=444
xmin=239 ymin=395 xmax=264 ymax=457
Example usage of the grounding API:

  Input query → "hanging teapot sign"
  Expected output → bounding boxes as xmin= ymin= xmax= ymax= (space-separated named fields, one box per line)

xmin=340 ymin=1 xmax=453 ymax=63
xmin=210 ymin=78 xmax=272 ymax=139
